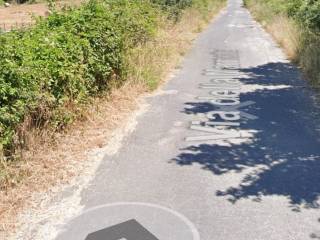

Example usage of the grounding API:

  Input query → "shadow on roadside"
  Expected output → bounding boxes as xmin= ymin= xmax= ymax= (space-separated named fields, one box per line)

xmin=172 ymin=62 xmax=320 ymax=211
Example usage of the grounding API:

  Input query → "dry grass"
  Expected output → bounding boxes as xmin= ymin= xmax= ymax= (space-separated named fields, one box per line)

xmin=246 ymin=2 xmax=301 ymax=60
xmin=246 ymin=0 xmax=320 ymax=87
xmin=265 ymin=15 xmax=300 ymax=59
xmin=0 ymin=83 xmax=147 ymax=234
xmin=0 ymin=2 xmax=225 ymax=238
xmin=127 ymin=5 xmax=224 ymax=89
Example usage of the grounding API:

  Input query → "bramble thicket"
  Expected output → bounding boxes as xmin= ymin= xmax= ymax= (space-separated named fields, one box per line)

xmin=0 ymin=0 xmax=220 ymax=159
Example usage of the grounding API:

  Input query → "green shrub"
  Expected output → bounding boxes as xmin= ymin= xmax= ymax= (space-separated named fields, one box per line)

xmin=295 ymin=0 xmax=320 ymax=32
xmin=245 ymin=0 xmax=320 ymax=32
xmin=151 ymin=0 xmax=219 ymax=20
xmin=151 ymin=0 xmax=193 ymax=19
xmin=298 ymin=33 xmax=320 ymax=86
xmin=0 ymin=0 xmax=223 ymax=158
xmin=0 ymin=0 xmax=159 ymax=155
xmin=244 ymin=0 xmax=320 ymax=87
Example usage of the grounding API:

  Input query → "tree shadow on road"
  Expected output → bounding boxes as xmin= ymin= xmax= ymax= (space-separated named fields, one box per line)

xmin=172 ymin=62 xmax=320 ymax=210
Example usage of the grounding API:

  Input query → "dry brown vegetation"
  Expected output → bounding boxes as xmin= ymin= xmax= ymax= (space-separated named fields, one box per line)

xmin=265 ymin=15 xmax=300 ymax=59
xmin=245 ymin=0 xmax=320 ymax=88
xmin=246 ymin=2 xmax=301 ymax=60
xmin=0 ymin=2 xmax=225 ymax=238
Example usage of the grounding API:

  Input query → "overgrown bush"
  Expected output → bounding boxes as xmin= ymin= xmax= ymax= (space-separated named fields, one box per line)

xmin=0 ymin=0 xmax=159 ymax=156
xmin=151 ymin=0 xmax=193 ymax=19
xmin=152 ymin=0 xmax=192 ymax=8
xmin=295 ymin=0 xmax=320 ymax=32
xmin=246 ymin=0 xmax=320 ymax=32
xmin=272 ymin=0 xmax=320 ymax=32
xmin=151 ymin=0 xmax=215 ymax=19
xmin=0 ymin=0 xmax=223 ymax=159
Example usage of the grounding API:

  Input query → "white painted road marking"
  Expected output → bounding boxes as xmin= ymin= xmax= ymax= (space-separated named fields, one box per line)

xmin=186 ymin=49 xmax=258 ymax=141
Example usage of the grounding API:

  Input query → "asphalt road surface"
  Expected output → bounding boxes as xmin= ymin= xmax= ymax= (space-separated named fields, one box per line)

xmin=53 ymin=0 xmax=320 ymax=239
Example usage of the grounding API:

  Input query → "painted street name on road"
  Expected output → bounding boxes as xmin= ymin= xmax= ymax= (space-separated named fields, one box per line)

xmin=186 ymin=50 xmax=257 ymax=142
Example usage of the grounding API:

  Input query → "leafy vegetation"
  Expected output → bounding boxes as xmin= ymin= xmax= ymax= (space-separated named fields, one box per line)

xmin=250 ymin=0 xmax=320 ymax=32
xmin=152 ymin=0 xmax=192 ymax=19
xmin=0 ymin=0 xmax=158 ymax=158
xmin=244 ymin=0 xmax=320 ymax=88
xmin=0 ymin=0 xmax=224 ymax=160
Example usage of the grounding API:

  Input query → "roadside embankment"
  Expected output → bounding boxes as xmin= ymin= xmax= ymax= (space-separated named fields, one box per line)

xmin=244 ymin=0 xmax=320 ymax=87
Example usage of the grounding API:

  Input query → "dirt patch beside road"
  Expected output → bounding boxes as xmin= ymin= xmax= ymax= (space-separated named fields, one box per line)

xmin=0 ymin=0 xmax=84 ymax=31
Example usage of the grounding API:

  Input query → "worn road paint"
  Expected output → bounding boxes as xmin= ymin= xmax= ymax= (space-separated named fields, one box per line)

xmin=186 ymin=49 xmax=257 ymax=142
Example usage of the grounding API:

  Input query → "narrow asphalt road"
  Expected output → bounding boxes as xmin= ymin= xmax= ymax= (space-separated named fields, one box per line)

xmin=53 ymin=0 xmax=320 ymax=239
